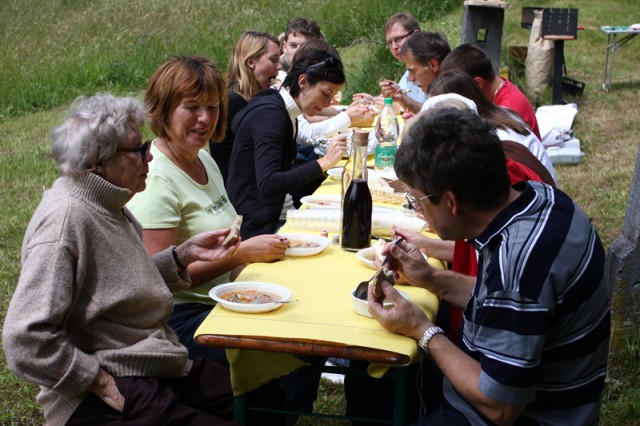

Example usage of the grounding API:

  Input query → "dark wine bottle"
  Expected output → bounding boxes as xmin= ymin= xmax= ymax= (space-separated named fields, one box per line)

xmin=341 ymin=130 xmax=372 ymax=251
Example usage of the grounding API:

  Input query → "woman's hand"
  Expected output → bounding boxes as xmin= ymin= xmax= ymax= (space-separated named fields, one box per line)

xmin=392 ymin=226 xmax=454 ymax=262
xmin=317 ymin=134 xmax=347 ymax=171
xmin=352 ymin=93 xmax=375 ymax=104
xmin=176 ymin=229 xmax=240 ymax=266
xmin=345 ymin=102 xmax=376 ymax=127
xmin=89 ymin=369 xmax=124 ymax=413
xmin=238 ymin=234 xmax=289 ymax=263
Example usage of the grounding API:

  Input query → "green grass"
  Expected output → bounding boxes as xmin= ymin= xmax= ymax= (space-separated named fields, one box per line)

xmin=1 ymin=0 xmax=639 ymax=424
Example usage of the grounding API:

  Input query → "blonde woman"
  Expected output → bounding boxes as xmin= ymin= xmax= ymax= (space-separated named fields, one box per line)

xmin=210 ymin=31 xmax=282 ymax=183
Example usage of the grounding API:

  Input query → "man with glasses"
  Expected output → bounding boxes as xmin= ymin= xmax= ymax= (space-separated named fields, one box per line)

xmin=379 ymin=12 xmax=426 ymax=114
xmin=368 ymin=107 xmax=610 ymax=425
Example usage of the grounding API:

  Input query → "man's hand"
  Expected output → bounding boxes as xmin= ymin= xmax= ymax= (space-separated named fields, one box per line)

xmin=367 ymin=281 xmax=431 ymax=341
xmin=381 ymin=238 xmax=432 ymax=287
xmin=88 ymin=369 xmax=124 ymax=412
xmin=379 ymin=79 xmax=402 ymax=100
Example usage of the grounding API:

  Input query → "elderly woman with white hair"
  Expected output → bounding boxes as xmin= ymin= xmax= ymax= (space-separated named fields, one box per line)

xmin=1 ymin=93 xmax=285 ymax=425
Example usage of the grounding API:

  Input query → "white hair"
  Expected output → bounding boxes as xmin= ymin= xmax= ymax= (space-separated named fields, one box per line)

xmin=51 ymin=93 xmax=146 ymax=177
xmin=420 ymin=93 xmax=478 ymax=114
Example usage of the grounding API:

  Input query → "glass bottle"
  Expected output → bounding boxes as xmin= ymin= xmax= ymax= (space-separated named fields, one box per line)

xmin=374 ymin=97 xmax=399 ymax=173
xmin=341 ymin=129 xmax=372 ymax=251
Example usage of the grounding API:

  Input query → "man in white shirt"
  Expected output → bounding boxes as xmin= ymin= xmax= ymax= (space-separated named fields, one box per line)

xmin=274 ymin=17 xmax=324 ymax=86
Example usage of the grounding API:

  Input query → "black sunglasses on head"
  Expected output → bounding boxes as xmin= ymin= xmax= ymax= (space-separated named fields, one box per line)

xmin=304 ymin=56 xmax=343 ymax=75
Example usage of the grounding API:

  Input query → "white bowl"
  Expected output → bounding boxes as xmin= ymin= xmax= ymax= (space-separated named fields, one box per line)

xmin=351 ymin=289 xmax=410 ymax=318
xmin=327 ymin=167 xmax=343 ymax=180
xmin=356 ymin=247 xmax=376 ymax=269
xmin=209 ymin=282 xmax=292 ymax=313
xmin=300 ymin=194 xmax=342 ymax=209
xmin=279 ymin=233 xmax=331 ymax=257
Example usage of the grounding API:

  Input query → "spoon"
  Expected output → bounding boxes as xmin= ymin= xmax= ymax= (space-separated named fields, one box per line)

xmin=353 ymin=238 xmax=404 ymax=300
xmin=270 ymin=299 xmax=298 ymax=304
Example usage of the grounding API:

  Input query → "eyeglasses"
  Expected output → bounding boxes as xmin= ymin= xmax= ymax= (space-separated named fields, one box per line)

xmin=405 ymin=192 xmax=433 ymax=210
xmin=119 ymin=140 xmax=151 ymax=160
xmin=304 ymin=56 xmax=343 ymax=74
xmin=387 ymin=31 xmax=414 ymax=47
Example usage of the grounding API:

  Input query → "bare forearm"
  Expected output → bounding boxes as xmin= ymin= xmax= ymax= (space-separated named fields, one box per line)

xmin=186 ymin=256 xmax=244 ymax=287
xmin=420 ymin=268 xmax=474 ymax=309
xmin=419 ymin=239 xmax=454 ymax=262
xmin=398 ymin=94 xmax=422 ymax=114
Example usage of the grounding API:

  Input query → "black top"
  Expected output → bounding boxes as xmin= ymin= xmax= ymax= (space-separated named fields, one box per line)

xmin=226 ymin=89 xmax=324 ymax=239
xmin=209 ymin=88 xmax=248 ymax=184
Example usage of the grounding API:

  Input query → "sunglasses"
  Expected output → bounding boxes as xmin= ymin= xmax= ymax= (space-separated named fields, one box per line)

xmin=119 ymin=140 xmax=151 ymax=160
xmin=304 ymin=56 xmax=343 ymax=75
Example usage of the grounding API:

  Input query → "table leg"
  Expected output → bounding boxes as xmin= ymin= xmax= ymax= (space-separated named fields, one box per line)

xmin=608 ymin=33 xmax=618 ymax=91
xmin=603 ymin=34 xmax=614 ymax=91
xmin=392 ymin=367 xmax=407 ymax=426
xmin=551 ymin=40 xmax=565 ymax=104
xmin=603 ymin=32 xmax=638 ymax=91
xmin=234 ymin=394 xmax=246 ymax=424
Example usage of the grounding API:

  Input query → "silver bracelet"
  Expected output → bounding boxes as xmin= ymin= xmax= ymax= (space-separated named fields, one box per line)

xmin=417 ymin=325 xmax=444 ymax=356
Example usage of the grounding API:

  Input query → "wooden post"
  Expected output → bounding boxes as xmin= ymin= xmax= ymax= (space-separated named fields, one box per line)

xmin=607 ymin=146 xmax=640 ymax=351
xmin=461 ymin=0 xmax=510 ymax=73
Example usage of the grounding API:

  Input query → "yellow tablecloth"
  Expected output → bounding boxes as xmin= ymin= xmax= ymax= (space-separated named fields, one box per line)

xmin=194 ymin=149 xmax=444 ymax=395
xmin=195 ymin=230 xmax=444 ymax=394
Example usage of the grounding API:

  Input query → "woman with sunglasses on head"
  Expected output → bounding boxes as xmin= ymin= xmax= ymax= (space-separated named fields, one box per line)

xmin=210 ymin=31 xmax=282 ymax=184
xmin=127 ymin=57 xmax=290 ymax=378
xmin=2 ymin=93 xmax=249 ymax=425
xmin=227 ymin=48 xmax=348 ymax=239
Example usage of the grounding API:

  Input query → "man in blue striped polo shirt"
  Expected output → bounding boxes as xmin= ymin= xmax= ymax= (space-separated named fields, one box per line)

xmin=369 ymin=108 xmax=610 ymax=425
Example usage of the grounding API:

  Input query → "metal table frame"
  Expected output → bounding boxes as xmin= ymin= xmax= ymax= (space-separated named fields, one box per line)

xmin=601 ymin=26 xmax=640 ymax=91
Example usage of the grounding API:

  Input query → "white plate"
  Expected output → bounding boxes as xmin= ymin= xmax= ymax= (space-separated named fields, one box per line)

xmin=351 ymin=289 xmax=410 ymax=318
xmin=281 ymin=233 xmax=331 ymax=256
xmin=327 ymin=167 xmax=343 ymax=180
xmin=356 ymin=247 xmax=376 ymax=269
xmin=300 ymin=194 xmax=342 ymax=209
xmin=209 ymin=281 xmax=292 ymax=313
xmin=279 ymin=233 xmax=331 ymax=257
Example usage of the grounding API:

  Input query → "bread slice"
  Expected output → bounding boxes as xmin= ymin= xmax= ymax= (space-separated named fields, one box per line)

xmin=222 ymin=215 xmax=243 ymax=248
xmin=372 ymin=238 xmax=386 ymax=263
xmin=369 ymin=267 xmax=395 ymax=298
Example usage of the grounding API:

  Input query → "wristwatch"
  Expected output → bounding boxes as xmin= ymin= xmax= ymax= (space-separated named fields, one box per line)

xmin=417 ymin=325 xmax=444 ymax=356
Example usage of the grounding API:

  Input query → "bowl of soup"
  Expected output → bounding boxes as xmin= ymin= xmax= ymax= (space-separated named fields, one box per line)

xmin=209 ymin=282 xmax=292 ymax=313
